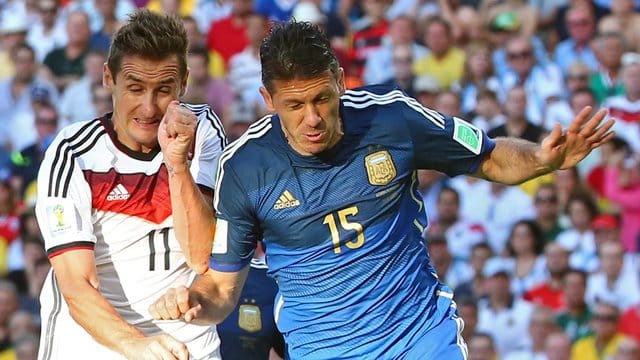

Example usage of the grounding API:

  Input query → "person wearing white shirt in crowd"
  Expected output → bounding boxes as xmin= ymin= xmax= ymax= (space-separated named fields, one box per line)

xmin=556 ymin=191 xmax=598 ymax=271
xmin=468 ymin=332 xmax=498 ymax=360
xmin=504 ymin=307 xmax=558 ymax=360
xmin=506 ymin=220 xmax=548 ymax=297
xmin=424 ymin=186 xmax=487 ymax=261
xmin=426 ymin=235 xmax=473 ymax=290
xmin=62 ymin=0 xmax=135 ymax=33
xmin=477 ymin=257 xmax=535 ymax=357
xmin=26 ymin=0 xmax=68 ymax=63
xmin=501 ymin=35 xmax=564 ymax=126
xmin=586 ymin=241 xmax=640 ymax=311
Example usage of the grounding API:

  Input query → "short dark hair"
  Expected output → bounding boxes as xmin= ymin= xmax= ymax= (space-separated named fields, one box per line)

xmin=260 ymin=20 xmax=339 ymax=94
xmin=506 ymin=219 xmax=546 ymax=256
xmin=107 ymin=9 xmax=188 ymax=82
xmin=189 ymin=46 xmax=210 ymax=67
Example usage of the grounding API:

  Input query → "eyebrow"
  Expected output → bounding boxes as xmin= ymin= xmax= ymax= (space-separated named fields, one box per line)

xmin=124 ymin=75 xmax=175 ymax=85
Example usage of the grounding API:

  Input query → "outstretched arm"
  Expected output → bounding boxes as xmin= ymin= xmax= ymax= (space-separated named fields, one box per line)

xmin=474 ymin=107 xmax=615 ymax=184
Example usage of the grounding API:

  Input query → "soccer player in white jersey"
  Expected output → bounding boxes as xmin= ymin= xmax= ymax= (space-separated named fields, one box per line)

xmin=35 ymin=10 xmax=225 ymax=360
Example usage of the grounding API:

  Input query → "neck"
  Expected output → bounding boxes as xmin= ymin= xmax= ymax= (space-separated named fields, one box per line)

xmin=537 ymin=216 xmax=555 ymax=229
xmin=568 ymin=302 xmax=586 ymax=316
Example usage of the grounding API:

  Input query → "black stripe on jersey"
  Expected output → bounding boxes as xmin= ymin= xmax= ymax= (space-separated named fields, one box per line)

xmin=48 ymin=120 xmax=102 ymax=197
xmin=47 ymin=241 xmax=96 ymax=258
xmin=42 ymin=272 xmax=62 ymax=360
xmin=181 ymin=103 xmax=227 ymax=147
xmin=52 ymin=124 xmax=104 ymax=197
xmin=60 ymin=129 xmax=107 ymax=197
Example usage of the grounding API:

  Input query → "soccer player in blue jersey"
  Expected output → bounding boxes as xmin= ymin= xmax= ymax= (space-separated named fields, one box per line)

xmin=149 ymin=21 xmax=615 ymax=359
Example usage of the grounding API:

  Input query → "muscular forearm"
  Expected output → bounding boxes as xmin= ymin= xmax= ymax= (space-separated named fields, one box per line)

xmin=189 ymin=267 xmax=249 ymax=324
xmin=63 ymin=280 xmax=146 ymax=356
xmin=167 ymin=164 xmax=215 ymax=275
xmin=475 ymin=137 xmax=554 ymax=185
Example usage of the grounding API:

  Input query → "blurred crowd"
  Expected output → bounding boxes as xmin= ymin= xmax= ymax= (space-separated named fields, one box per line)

xmin=1 ymin=0 xmax=640 ymax=359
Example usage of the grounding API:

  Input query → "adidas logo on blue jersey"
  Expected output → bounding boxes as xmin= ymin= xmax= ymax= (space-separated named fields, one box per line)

xmin=274 ymin=190 xmax=300 ymax=209
xmin=107 ymin=184 xmax=130 ymax=201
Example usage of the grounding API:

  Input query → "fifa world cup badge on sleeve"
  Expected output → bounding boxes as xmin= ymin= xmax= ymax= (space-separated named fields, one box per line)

xmin=45 ymin=200 xmax=77 ymax=237
xmin=365 ymin=150 xmax=397 ymax=186
xmin=212 ymin=219 xmax=228 ymax=254
xmin=453 ymin=117 xmax=483 ymax=155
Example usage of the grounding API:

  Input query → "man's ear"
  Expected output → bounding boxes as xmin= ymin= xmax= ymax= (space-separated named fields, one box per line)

xmin=103 ymin=63 xmax=113 ymax=90
xmin=259 ymin=86 xmax=276 ymax=113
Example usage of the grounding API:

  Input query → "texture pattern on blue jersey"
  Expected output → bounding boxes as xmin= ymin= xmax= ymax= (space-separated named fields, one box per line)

xmin=211 ymin=85 xmax=495 ymax=359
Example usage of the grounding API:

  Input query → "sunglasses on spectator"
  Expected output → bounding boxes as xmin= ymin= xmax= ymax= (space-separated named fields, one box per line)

xmin=568 ymin=19 xmax=591 ymax=27
xmin=36 ymin=118 xmax=57 ymax=125
xmin=568 ymin=73 xmax=589 ymax=81
xmin=507 ymin=51 xmax=532 ymax=60
xmin=535 ymin=196 xmax=557 ymax=204
xmin=593 ymin=314 xmax=617 ymax=322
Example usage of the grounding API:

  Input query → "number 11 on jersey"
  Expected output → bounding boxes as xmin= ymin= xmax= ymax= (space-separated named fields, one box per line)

xmin=323 ymin=206 xmax=365 ymax=254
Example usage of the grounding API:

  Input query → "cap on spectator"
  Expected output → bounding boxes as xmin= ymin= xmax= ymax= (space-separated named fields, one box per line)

xmin=621 ymin=52 xmax=640 ymax=67
xmin=414 ymin=75 xmax=441 ymax=94
xmin=0 ymin=14 xmax=29 ymax=34
xmin=591 ymin=214 xmax=619 ymax=231
xmin=292 ymin=2 xmax=325 ymax=25
xmin=482 ymin=257 xmax=515 ymax=278
xmin=490 ymin=12 xmax=520 ymax=32
xmin=30 ymin=86 xmax=51 ymax=103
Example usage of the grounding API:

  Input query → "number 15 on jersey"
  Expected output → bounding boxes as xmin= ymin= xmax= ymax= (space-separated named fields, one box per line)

xmin=323 ymin=206 xmax=366 ymax=254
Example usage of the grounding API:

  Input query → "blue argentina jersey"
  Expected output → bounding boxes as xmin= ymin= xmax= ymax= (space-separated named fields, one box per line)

xmin=211 ymin=85 xmax=495 ymax=359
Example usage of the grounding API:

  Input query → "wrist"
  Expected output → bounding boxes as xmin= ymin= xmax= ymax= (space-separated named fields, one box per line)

xmin=165 ymin=161 xmax=191 ymax=175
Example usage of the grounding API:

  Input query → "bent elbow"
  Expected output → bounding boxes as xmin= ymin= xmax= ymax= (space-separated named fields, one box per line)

xmin=187 ymin=260 xmax=210 ymax=275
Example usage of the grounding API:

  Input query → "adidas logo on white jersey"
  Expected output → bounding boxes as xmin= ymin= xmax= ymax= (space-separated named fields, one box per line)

xmin=107 ymin=184 xmax=130 ymax=201
xmin=273 ymin=190 xmax=300 ymax=209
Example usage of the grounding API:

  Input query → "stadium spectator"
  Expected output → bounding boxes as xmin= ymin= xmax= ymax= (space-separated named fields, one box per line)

xmin=488 ymin=86 xmax=546 ymax=143
xmin=500 ymin=35 xmax=564 ymax=125
xmin=426 ymin=234 xmax=474 ymax=290
xmin=181 ymin=46 xmax=233 ymax=125
xmin=533 ymin=183 xmax=566 ymax=243
xmin=0 ymin=12 xmax=29 ymax=81
xmin=381 ymin=44 xmax=417 ymax=97
xmin=545 ymin=331 xmax=573 ymax=360
xmin=413 ymin=75 xmax=442 ymax=109
xmin=590 ymin=32 xmax=626 ymax=103
xmin=58 ymin=49 xmax=106 ymax=124
xmin=0 ymin=43 xmax=58 ymax=152
xmin=553 ymin=4 xmax=599 ymax=75
xmin=455 ymin=242 xmax=494 ymax=301
xmin=471 ymin=89 xmax=506 ymax=133
xmin=458 ymin=41 xmax=503 ymax=117
xmin=26 ymin=0 xmax=67 ymax=63
xmin=206 ymin=0 xmax=252 ymax=72
xmin=598 ymin=0 xmax=640 ymax=52
xmin=506 ymin=220 xmax=548 ymax=296
xmin=414 ymin=16 xmax=466 ymax=91
xmin=571 ymin=301 xmax=625 ymax=360
xmin=425 ymin=187 xmax=487 ymax=261
xmin=557 ymin=190 xmax=599 ymax=271
xmin=477 ymin=257 xmax=535 ymax=356
xmin=363 ymin=15 xmax=428 ymax=85
xmin=524 ymin=243 xmax=570 ymax=311
xmin=556 ymin=269 xmax=593 ymax=342
xmin=504 ymin=307 xmax=560 ymax=360
xmin=469 ymin=332 xmax=498 ymax=360
xmin=458 ymin=297 xmax=479 ymax=344
xmin=586 ymin=241 xmax=640 ymax=311
xmin=613 ymin=337 xmax=640 ymax=360
xmin=41 ymin=10 xmax=92 ymax=92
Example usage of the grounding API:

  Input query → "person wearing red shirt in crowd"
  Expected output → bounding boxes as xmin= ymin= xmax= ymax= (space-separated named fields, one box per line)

xmin=524 ymin=243 xmax=570 ymax=311
xmin=619 ymin=304 xmax=640 ymax=347
xmin=206 ymin=0 xmax=253 ymax=72
xmin=0 ymin=181 xmax=19 ymax=246
xmin=346 ymin=0 xmax=389 ymax=81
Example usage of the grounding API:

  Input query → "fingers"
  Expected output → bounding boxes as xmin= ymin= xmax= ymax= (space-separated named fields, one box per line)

xmin=542 ymin=123 xmax=563 ymax=148
xmin=158 ymin=335 xmax=189 ymax=360
xmin=566 ymin=106 xmax=593 ymax=134
xmin=150 ymin=287 xmax=187 ymax=320
xmin=141 ymin=336 xmax=188 ymax=360
xmin=184 ymin=304 xmax=202 ymax=323
xmin=587 ymin=117 xmax=615 ymax=143
xmin=590 ymin=130 xmax=617 ymax=149
xmin=579 ymin=108 xmax=608 ymax=135
xmin=175 ymin=287 xmax=192 ymax=315
xmin=163 ymin=102 xmax=197 ymax=138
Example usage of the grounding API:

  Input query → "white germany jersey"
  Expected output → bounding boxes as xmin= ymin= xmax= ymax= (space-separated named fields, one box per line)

xmin=36 ymin=104 xmax=226 ymax=359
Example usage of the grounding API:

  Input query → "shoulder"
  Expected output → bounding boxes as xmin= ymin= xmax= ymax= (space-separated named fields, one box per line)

xmin=218 ymin=115 xmax=275 ymax=170
xmin=181 ymin=102 xmax=225 ymax=134
xmin=341 ymin=84 xmax=424 ymax=112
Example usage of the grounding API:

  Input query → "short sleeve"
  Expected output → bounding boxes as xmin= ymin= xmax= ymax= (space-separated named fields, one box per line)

xmin=210 ymin=160 xmax=260 ymax=272
xmin=403 ymin=101 xmax=495 ymax=176
xmin=35 ymin=127 xmax=96 ymax=258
